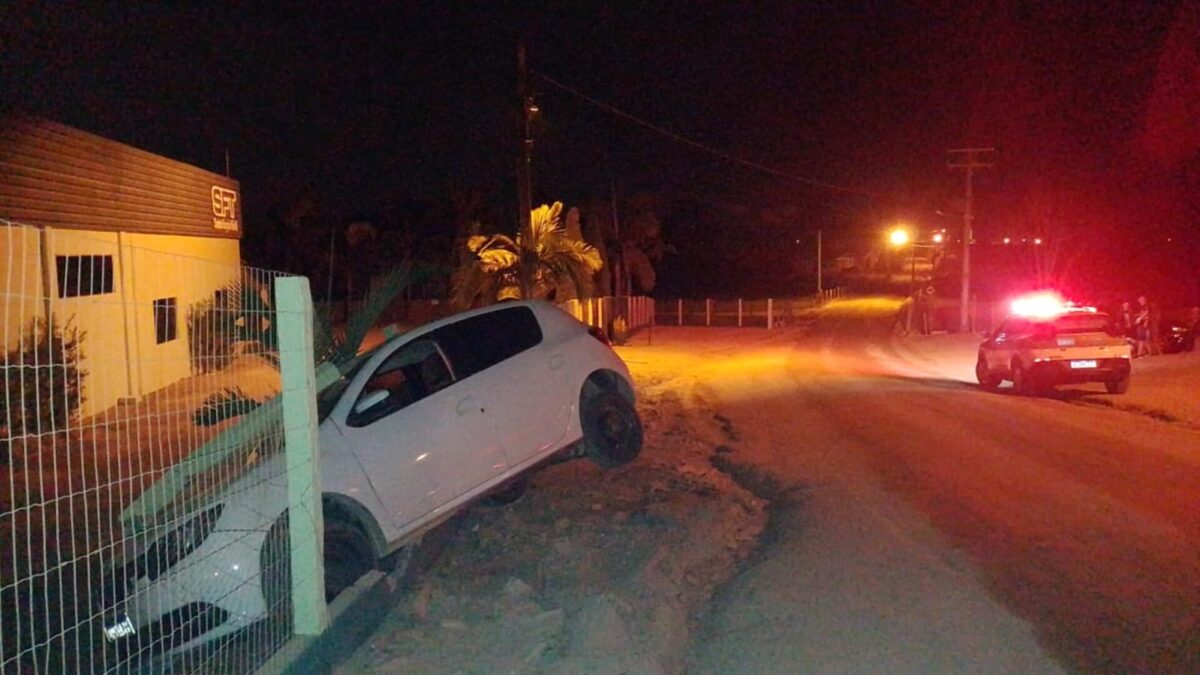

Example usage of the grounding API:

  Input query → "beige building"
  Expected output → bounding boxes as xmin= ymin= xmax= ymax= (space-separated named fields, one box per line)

xmin=0 ymin=116 xmax=244 ymax=417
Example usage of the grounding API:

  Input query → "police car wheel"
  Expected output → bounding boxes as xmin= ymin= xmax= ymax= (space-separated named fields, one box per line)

xmin=976 ymin=358 xmax=1000 ymax=390
xmin=1105 ymin=374 xmax=1130 ymax=395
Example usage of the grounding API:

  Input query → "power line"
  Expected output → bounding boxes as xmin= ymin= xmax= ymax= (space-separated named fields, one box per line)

xmin=530 ymin=69 xmax=875 ymax=199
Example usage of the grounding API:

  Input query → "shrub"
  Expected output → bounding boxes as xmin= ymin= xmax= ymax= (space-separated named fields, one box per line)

xmin=188 ymin=274 xmax=279 ymax=374
xmin=193 ymin=387 xmax=261 ymax=427
xmin=0 ymin=317 xmax=86 ymax=465
xmin=187 ymin=291 xmax=239 ymax=375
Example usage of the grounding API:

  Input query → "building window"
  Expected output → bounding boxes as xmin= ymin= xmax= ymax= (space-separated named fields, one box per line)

xmin=56 ymin=255 xmax=114 ymax=297
xmin=154 ymin=297 xmax=177 ymax=344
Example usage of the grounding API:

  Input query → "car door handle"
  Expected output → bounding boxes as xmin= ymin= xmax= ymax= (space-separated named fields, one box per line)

xmin=549 ymin=353 xmax=565 ymax=370
xmin=456 ymin=396 xmax=482 ymax=415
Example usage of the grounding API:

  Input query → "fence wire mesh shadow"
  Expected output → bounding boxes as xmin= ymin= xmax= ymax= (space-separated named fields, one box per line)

xmin=1 ymin=219 xmax=319 ymax=673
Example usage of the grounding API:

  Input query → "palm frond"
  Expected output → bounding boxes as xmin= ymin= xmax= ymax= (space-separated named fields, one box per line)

xmin=479 ymin=248 xmax=518 ymax=272
xmin=331 ymin=264 xmax=413 ymax=367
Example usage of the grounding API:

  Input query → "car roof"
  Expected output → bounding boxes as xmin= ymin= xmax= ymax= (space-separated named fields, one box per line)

xmin=369 ymin=299 xmax=564 ymax=356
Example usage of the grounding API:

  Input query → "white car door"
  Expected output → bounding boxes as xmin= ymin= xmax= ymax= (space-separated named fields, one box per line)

xmin=335 ymin=336 xmax=506 ymax=530
xmin=429 ymin=305 xmax=571 ymax=468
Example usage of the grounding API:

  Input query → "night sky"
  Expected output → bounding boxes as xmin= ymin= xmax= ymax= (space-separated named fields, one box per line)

xmin=3 ymin=2 xmax=1197 ymax=300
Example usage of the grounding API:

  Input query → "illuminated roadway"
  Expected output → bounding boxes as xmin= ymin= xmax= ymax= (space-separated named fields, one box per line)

xmin=624 ymin=299 xmax=1200 ymax=674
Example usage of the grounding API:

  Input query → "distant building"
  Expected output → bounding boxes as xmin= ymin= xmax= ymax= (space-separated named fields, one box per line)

xmin=0 ymin=116 xmax=243 ymax=417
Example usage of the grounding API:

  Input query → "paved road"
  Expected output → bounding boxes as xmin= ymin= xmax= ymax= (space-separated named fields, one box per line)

xmin=635 ymin=300 xmax=1200 ymax=674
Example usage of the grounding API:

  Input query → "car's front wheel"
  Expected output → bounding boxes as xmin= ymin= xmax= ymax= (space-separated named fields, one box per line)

xmin=1012 ymin=362 xmax=1033 ymax=396
xmin=322 ymin=520 xmax=375 ymax=601
xmin=581 ymin=390 xmax=643 ymax=469
xmin=260 ymin=513 xmax=377 ymax=632
xmin=976 ymin=357 xmax=1000 ymax=390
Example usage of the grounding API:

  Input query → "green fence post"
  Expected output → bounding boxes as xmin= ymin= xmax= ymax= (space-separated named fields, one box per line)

xmin=275 ymin=277 xmax=329 ymax=637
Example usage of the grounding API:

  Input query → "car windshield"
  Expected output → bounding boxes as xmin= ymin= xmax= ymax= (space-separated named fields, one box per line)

xmin=317 ymin=355 xmax=370 ymax=422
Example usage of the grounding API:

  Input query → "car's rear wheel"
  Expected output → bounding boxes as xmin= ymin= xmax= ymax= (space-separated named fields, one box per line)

xmin=976 ymin=357 xmax=1000 ymax=390
xmin=1105 ymin=373 xmax=1130 ymax=394
xmin=581 ymin=390 xmax=643 ymax=469
xmin=1012 ymin=362 xmax=1032 ymax=396
xmin=484 ymin=476 xmax=529 ymax=505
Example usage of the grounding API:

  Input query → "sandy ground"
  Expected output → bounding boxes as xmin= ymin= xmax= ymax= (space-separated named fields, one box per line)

xmin=683 ymin=300 xmax=1200 ymax=674
xmin=333 ymin=339 xmax=768 ymax=674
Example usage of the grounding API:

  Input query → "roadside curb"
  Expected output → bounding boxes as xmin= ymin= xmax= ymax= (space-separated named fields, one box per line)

xmin=259 ymin=568 xmax=398 ymax=674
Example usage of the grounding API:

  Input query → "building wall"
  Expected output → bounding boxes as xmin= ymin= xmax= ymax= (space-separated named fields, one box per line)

xmin=0 ymin=117 xmax=247 ymax=421
xmin=2 ymin=228 xmax=244 ymax=419
xmin=123 ymin=234 xmax=241 ymax=397
xmin=0 ymin=222 xmax=47 ymax=344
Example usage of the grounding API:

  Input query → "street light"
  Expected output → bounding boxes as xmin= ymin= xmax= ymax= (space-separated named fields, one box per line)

xmin=887 ymin=226 xmax=915 ymax=291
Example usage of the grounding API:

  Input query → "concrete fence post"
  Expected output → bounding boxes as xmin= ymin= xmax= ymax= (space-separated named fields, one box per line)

xmin=738 ymin=298 xmax=743 ymax=327
xmin=706 ymin=298 xmax=712 ymax=326
xmin=275 ymin=277 xmax=330 ymax=637
xmin=767 ymin=298 xmax=774 ymax=329
xmin=678 ymin=299 xmax=683 ymax=326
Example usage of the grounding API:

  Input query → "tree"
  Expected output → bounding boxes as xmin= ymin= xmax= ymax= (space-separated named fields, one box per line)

xmin=451 ymin=202 xmax=603 ymax=308
xmin=582 ymin=194 xmax=667 ymax=296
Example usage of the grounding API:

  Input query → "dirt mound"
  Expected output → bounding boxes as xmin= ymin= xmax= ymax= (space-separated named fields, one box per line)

xmin=337 ymin=378 xmax=767 ymax=674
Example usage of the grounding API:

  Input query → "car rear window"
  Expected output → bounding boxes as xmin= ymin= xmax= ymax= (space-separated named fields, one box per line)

xmin=431 ymin=305 xmax=543 ymax=380
xmin=1052 ymin=313 xmax=1111 ymax=334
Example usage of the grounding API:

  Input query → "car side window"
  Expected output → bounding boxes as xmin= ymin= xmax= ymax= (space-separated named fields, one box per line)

xmin=347 ymin=338 xmax=455 ymax=427
xmin=430 ymin=306 xmax=543 ymax=381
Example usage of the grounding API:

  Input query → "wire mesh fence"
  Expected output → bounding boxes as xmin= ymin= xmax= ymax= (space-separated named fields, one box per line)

xmin=0 ymin=219 xmax=319 ymax=673
xmin=558 ymin=296 xmax=654 ymax=340
xmin=652 ymin=292 xmax=846 ymax=328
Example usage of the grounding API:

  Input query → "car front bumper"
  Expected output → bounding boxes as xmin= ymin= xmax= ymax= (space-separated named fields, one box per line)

xmin=103 ymin=525 xmax=270 ymax=657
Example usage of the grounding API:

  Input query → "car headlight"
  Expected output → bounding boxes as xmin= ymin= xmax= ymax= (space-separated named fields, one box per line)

xmin=144 ymin=504 xmax=224 ymax=582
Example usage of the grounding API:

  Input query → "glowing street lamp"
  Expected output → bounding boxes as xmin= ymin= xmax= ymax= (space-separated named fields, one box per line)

xmin=888 ymin=228 xmax=911 ymax=247
xmin=932 ymin=231 xmax=944 ymax=244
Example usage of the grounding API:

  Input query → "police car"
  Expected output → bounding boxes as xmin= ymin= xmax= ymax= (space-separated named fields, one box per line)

xmin=976 ymin=293 xmax=1132 ymax=395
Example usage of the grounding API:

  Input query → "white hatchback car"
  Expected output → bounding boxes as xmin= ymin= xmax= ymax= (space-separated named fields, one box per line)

xmin=104 ymin=300 xmax=641 ymax=656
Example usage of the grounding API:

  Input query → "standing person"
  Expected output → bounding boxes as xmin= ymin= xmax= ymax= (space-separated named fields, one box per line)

xmin=1185 ymin=306 xmax=1200 ymax=352
xmin=1119 ymin=301 xmax=1136 ymax=341
xmin=1135 ymin=295 xmax=1151 ymax=358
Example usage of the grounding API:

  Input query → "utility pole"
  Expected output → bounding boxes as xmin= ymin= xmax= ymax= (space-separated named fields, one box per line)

xmin=948 ymin=147 xmax=994 ymax=332
xmin=816 ymin=229 xmax=822 ymax=295
xmin=610 ymin=179 xmax=622 ymax=297
xmin=516 ymin=44 xmax=535 ymax=235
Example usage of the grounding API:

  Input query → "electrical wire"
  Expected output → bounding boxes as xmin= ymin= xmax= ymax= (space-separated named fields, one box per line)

xmin=530 ymin=68 xmax=875 ymax=199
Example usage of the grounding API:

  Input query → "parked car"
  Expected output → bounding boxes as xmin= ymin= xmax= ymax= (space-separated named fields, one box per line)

xmin=103 ymin=300 xmax=642 ymax=655
xmin=976 ymin=299 xmax=1132 ymax=395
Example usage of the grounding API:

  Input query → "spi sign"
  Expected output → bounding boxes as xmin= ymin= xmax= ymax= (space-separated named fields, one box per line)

xmin=211 ymin=186 xmax=239 ymax=232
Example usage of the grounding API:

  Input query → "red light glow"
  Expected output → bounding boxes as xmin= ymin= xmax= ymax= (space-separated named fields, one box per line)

xmin=1010 ymin=291 xmax=1067 ymax=319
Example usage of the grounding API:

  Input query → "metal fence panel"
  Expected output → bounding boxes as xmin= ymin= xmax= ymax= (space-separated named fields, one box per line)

xmin=0 ymin=219 xmax=318 ymax=673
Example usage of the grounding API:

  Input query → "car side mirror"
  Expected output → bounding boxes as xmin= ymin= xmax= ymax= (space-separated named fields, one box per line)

xmin=354 ymin=389 xmax=390 ymax=415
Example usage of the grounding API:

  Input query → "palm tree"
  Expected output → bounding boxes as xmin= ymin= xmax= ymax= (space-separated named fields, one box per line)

xmin=451 ymin=202 xmax=603 ymax=308
xmin=582 ymin=194 xmax=667 ymax=296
